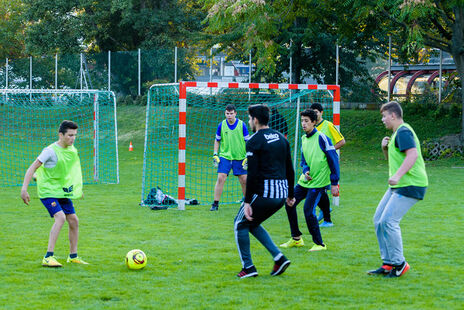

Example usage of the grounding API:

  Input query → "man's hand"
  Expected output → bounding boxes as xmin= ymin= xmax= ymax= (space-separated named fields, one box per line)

xmin=381 ymin=136 xmax=390 ymax=150
xmin=244 ymin=203 xmax=253 ymax=221
xmin=388 ymin=175 xmax=400 ymax=186
xmin=304 ymin=171 xmax=312 ymax=181
xmin=21 ymin=189 xmax=30 ymax=205
xmin=212 ymin=154 xmax=220 ymax=167
xmin=331 ymin=185 xmax=339 ymax=196
xmin=286 ymin=197 xmax=296 ymax=207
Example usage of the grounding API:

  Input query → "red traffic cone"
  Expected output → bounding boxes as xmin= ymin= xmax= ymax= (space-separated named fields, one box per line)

xmin=129 ymin=141 xmax=133 ymax=151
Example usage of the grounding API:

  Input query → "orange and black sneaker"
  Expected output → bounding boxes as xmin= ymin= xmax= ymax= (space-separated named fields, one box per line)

xmin=367 ymin=264 xmax=393 ymax=275
xmin=237 ymin=266 xmax=258 ymax=279
xmin=386 ymin=262 xmax=410 ymax=278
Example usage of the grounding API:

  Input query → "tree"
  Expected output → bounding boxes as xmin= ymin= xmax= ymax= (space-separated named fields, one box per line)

xmin=23 ymin=0 xmax=205 ymax=54
xmin=201 ymin=0 xmax=380 ymax=101
xmin=19 ymin=0 xmax=206 ymax=95
xmin=328 ymin=0 xmax=464 ymax=141
xmin=0 ymin=0 xmax=26 ymax=59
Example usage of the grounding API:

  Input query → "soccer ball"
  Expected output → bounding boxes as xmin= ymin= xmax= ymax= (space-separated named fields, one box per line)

xmin=125 ymin=249 xmax=147 ymax=270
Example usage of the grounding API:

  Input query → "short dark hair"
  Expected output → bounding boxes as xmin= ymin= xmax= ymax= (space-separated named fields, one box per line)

xmin=248 ymin=104 xmax=270 ymax=125
xmin=225 ymin=104 xmax=236 ymax=112
xmin=300 ymin=109 xmax=318 ymax=122
xmin=380 ymin=101 xmax=403 ymax=118
xmin=310 ymin=103 xmax=323 ymax=112
xmin=59 ymin=120 xmax=78 ymax=134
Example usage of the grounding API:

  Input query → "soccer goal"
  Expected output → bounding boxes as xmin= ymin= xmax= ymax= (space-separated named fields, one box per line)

xmin=142 ymin=82 xmax=340 ymax=210
xmin=0 ymin=89 xmax=119 ymax=187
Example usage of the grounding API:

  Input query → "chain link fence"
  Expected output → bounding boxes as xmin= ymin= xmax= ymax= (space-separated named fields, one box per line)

xmin=0 ymin=48 xmax=255 ymax=99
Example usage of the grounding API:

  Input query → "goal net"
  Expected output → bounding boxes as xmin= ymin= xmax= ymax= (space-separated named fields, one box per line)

xmin=142 ymin=82 xmax=340 ymax=209
xmin=0 ymin=89 xmax=119 ymax=187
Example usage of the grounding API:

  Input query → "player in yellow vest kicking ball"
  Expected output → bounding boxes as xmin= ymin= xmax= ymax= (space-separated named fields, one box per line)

xmin=21 ymin=120 xmax=88 ymax=267
xmin=367 ymin=101 xmax=428 ymax=278
xmin=211 ymin=104 xmax=250 ymax=211
xmin=280 ymin=109 xmax=340 ymax=251
xmin=311 ymin=103 xmax=345 ymax=228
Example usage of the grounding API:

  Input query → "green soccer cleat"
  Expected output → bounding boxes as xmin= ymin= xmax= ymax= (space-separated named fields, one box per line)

xmin=67 ymin=256 xmax=89 ymax=264
xmin=42 ymin=256 xmax=63 ymax=267
xmin=279 ymin=237 xmax=304 ymax=248
xmin=309 ymin=244 xmax=327 ymax=252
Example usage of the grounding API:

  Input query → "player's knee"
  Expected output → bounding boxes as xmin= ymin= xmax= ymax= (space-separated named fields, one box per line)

xmin=67 ymin=214 xmax=79 ymax=227
xmin=376 ymin=218 xmax=389 ymax=229
xmin=54 ymin=212 xmax=66 ymax=224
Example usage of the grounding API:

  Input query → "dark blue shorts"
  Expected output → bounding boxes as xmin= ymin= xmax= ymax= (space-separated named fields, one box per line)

xmin=40 ymin=198 xmax=75 ymax=218
xmin=217 ymin=157 xmax=247 ymax=176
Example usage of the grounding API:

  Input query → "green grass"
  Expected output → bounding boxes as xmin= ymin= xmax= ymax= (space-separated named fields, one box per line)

xmin=0 ymin=107 xmax=463 ymax=309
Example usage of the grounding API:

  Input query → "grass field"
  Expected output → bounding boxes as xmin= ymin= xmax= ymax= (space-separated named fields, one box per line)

xmin=0 ymin=106 xmax=463 ymax=309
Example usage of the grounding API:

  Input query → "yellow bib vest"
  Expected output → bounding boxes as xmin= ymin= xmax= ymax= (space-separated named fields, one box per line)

xmin=388 ymin=123 xmax=428 ymax=188
xmin=219 ymin=119 xmax=246 ymax=160
xmin=297 ymin=132 xmax=331 ymax=188
xmin=36 ymin=143 xmax=83 ymax=199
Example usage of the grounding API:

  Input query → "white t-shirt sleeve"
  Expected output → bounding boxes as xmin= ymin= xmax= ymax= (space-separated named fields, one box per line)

xmin=37 ymin=146 xmax=58 ymax=168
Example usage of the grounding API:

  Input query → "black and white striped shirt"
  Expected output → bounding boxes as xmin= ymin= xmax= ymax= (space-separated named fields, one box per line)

xmin=244 ymin=128 xmax=295 ymax=203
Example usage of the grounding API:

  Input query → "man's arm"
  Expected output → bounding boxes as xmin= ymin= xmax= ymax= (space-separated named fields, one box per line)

xmin=285 ymin=141 xmax=295 ymax=199
xmin=388 ymin=148 xmax=418 ymax=185
xmin=244 ymin=143 xmax=259 ymax=204
xmin=381 ymin=137 xmax=390 ymax=160
xmin=320 ymin=135 xmax=340 ymax=185
xmin=334 ymin=139 xmax=345 ymax=150
xmin=21 ymin=159 xmax=43 ymax=205
xmin=242 ymin=122 xmax=250 ymax=141
xmin=213 ymin=140 xmax=220 ymax=155
xmin=328 ymin=124 xmax=345 ymax=150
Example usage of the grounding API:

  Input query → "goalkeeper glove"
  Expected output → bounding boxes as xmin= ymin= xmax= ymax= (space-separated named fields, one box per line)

xmin=212 ymin=153 xmax=220 ymax=167
xmin=242 ymin=158 xmax=248 ymax=170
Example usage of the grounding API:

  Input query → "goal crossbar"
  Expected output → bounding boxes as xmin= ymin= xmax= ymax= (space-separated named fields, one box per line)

xmin=175 ymin=81 xmax=340 ymax=210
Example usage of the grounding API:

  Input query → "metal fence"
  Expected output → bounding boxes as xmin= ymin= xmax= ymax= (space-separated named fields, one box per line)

xmin=0 ymin=48 xmax=256 ymax=98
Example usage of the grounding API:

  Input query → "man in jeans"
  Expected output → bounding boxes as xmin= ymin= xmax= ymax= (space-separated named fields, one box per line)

xmin=368 ymin=101 xmax=428 ymax=278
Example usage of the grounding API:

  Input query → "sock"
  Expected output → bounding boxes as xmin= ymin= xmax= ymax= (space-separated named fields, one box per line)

xmin=45 ymin=251 xmax=54 ymax=258
xmin=292 ymin=237 xmax=300 ymax=241
xmin=213 ymin=200 xmax=219 ymax=206
xmin=70 ymin=253 xmax=78 ymax=259
xmin=274 ymin=253 xmax=283 ymax=261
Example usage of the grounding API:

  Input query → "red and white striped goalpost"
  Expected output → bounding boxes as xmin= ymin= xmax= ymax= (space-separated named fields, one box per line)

xmin=177 ymin=81 xmax=340 ymax=210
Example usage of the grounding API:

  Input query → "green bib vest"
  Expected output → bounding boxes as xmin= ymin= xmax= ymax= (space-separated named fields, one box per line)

xmin=36 ymin=143 xmax=83 ymax=199
xmin=298 ymin=131 xmax=331 ymax=188
xmin=219 ymin=119 xmax=246 ymax=160
xmin=388 ymin=123 xmax=428 ymax=188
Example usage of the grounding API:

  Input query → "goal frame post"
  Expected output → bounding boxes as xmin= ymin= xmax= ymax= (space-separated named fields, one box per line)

xmin=176 ymin=81 xmax=340 ymax=211
xmin=0 ymin=88 xmax=120 ymax=186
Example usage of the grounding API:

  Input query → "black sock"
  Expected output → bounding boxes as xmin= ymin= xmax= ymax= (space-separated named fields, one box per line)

xmin=45 ymin=251 xmax=54 ymax=258
xmin=213 ymin=200 xmax=219 ymax=206
xmin=70 ymin=253 xmax=78 ymax=259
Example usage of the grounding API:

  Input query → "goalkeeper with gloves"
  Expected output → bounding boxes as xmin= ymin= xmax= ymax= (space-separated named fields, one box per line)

xmin=211 ymin=104 xmax=250 ymax=211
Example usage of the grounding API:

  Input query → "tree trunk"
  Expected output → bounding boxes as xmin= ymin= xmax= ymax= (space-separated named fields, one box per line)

xmin=451 ymin=6 xmax=464 ymax=143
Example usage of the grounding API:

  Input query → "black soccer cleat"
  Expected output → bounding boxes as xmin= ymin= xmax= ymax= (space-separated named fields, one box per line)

xmin=210 ymin=203 xmax=218 ymax=211
xmin=367 ymin=264 xmax=393 ymax=276
xmin=237 ymin=266 xmax=258 ymax=279
xmin=386 ymin=262 xmax=410 ymax=278
xmin=270 ymin=255 xmax=291 ymax=276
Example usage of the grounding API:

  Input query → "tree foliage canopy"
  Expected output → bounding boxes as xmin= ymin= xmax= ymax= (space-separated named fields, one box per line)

xmin=0 ymin=0 xmax=26 ymax=59
xmin=21 ymin=0 xmax=205 ymax=55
